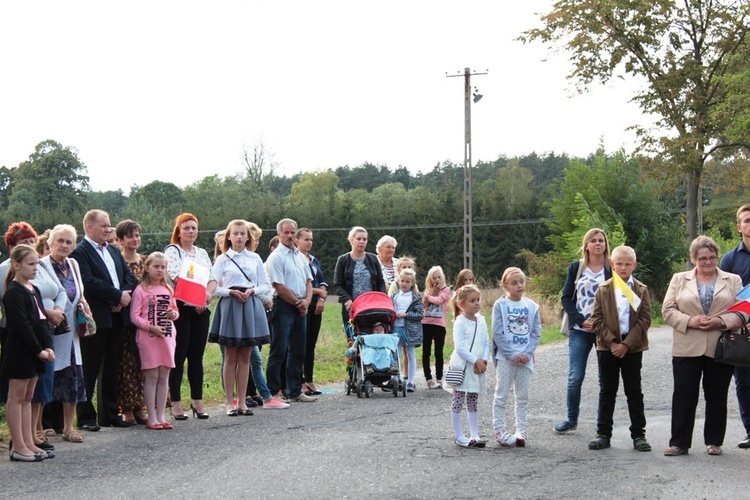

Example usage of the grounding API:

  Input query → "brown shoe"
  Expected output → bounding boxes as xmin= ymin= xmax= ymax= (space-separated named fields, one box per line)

xmin=707 ymin=445 xmax=722 ymax=455
xmin=664 ymin=445 xmax=688 ymax=456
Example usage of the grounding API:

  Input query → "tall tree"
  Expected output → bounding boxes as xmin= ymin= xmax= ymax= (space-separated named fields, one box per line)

xmin=523 ymin=0 xmax=750 ymax=243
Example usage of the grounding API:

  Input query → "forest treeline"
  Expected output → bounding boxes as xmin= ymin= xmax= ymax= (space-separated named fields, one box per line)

xmin=2 ymin=139 xmax=749 ymax=303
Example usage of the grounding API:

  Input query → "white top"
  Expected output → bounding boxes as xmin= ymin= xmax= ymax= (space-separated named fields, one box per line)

xmin=212 ymin=248 xmax=272 ymax=298
xmin=265 ymin=244 xmax=312 ymax=298
xmin=392 ymin=290 xmax=412 ymax=327
xmin=447 ymin=314 xmax=491 ymax=394
xmin=165 ymin=244 xmax=216 ymax=283
xmin=84 ymin=237 xmax=120 ymax=289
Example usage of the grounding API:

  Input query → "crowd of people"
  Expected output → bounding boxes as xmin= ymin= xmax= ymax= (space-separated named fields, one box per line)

xmin=1 ymin=203 xmax=750 ymax=462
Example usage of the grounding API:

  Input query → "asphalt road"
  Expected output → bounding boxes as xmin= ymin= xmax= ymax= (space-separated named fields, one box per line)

xmin=2 ymin=326 xmax=750 ymax=499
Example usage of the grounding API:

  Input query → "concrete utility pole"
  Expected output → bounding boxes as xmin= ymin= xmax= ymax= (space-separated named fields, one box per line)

xmin=447 ymin=67 xmax=487 ymax=271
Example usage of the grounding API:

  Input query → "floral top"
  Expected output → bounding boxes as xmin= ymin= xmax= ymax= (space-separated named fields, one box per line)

xmin=352 ymin=257 xmax=372 ymax=299
xmin=575 ymin=267 xmax=605 ymax=325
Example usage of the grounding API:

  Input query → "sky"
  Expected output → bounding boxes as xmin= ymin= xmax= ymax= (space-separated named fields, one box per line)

xmin=0 ymin=1 xmax=650 ymax=193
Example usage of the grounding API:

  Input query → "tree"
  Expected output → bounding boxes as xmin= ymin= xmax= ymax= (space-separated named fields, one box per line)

xmin=523 ymin=0 xmax=750 ymax=243
xmin=241 ymin=137 xmax=277 ymax=190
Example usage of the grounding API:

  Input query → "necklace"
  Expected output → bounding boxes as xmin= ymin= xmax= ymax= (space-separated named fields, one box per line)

xmin=51 ymin=258 xmax=70 ymax=275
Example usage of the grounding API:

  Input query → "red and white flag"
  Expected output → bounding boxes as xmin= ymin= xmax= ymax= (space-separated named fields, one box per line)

xmin=174 ymin=260 xmax=209 ymax=306
xmin=728 ymin=284 xmax=750 ymax=316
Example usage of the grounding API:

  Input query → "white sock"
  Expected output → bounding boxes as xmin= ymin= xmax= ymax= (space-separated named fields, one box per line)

xmin=467 ymin=411 xmax=480 ymax=439
xmin=452 ymin=412 xmax=467 ymax=442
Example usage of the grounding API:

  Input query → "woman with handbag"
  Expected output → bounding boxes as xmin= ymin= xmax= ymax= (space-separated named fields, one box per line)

xmin=554 ymin=228 xmax=612 ymax=434
xmin=209 ymin=220 xmax=288 ymax=415
xmin=43 ymin=224 xmax=91 ymax=443
xmin=446 ymin=284 xmax=490 ymax=448
xmin=164 ymin=213 xmax=217 ymax=420
xmin=662 ymin=236 xmax=747 ymax=456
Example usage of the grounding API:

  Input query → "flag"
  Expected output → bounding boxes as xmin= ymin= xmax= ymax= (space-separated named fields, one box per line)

xmin=728 ymin=284 xmax=750 ymax=315
xmin=612 ymin=273 xmax=641 ymax=311
xmin=174 ymin=260 xmax=210 ymax=306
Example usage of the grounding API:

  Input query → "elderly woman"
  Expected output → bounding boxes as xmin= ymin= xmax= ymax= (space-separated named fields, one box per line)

xmin=115 ymin=220 xmax=148 ymax=424
xmin=0 ymin=222 xmax=66 ymax=451
xmin=334 ymin=226 xmax=386 ymax=326
xmin=376 ymin=235 xmax=399 ymax=289
xmin=662 ymin=236 xmax=747 ymax=457
xmin=43 ymin=224 xmax=91 ymax=442
xmin=165 ymin=213 xmax=217 ymax=419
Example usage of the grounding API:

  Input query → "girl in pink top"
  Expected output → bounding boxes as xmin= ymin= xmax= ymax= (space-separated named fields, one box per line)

xmin=422 ymin=266 xmax=451 ymax=389
xmin=130 ymin=252 xmax=179 ymax=430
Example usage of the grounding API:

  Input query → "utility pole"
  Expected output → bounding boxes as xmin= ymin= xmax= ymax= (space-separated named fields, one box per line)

xmin=447 ymin=67 xmax=487 ymax=271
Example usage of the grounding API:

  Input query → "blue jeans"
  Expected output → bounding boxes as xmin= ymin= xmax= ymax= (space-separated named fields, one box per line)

xmin=734 ymin=366 xmax=750 ymax=434
xmin=251 ymin=346 xmax=271 ymax=400
xmin=566 ymin=328 xmax=596 ymax=425
xmin=266 ymin=301 xmax=307 ymax=399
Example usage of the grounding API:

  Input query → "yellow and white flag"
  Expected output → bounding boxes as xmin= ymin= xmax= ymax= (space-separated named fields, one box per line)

xmin=612 ymin=273 xmax=641 ymax=311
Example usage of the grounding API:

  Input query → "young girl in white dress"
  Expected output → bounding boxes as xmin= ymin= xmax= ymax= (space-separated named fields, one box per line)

xmin=447 ymin=284 xmax=490 ymax=447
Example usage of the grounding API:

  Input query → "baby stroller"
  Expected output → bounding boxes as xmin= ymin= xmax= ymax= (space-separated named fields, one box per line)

xmin=344 ymin=291 xmax=406 ymax=398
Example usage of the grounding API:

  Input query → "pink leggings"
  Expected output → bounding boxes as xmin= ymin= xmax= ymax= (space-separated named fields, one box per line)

xmin=451 ymin=390 xmax=478 ymax=413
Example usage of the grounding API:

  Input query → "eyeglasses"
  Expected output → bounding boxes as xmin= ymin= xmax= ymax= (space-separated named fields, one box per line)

xmin=696 ymin=256 xmax=718 ymax=264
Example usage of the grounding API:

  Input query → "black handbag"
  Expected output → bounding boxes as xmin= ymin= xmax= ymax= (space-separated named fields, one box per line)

xmin=715 ymin=312 xmax=750 ymax=367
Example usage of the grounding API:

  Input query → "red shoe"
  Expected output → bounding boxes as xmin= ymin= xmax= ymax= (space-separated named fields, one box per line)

xmin=159 ymin=422 xmax=174 ymax=430
xmin=146 ymin=422 xmax=163 ymax=430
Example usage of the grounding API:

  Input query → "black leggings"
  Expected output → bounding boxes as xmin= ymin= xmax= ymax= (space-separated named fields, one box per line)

xmin=303 ymin=301 xmax=323 ymax=383
xmin=422 ymin=323 xmax=446 ymax=381
xmin=169 ymin=303 xmax=210 ymax=402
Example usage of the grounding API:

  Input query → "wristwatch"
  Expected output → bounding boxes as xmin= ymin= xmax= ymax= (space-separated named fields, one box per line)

xmin=719 ymin=317 xmax=727 ymax=329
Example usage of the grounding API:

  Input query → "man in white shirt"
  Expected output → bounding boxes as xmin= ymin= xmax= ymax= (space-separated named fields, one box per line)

xmin=265 ymin=218 xmax=315 ymax=402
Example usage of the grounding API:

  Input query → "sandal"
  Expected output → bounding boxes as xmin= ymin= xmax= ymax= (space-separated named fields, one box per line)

xmin=633 ymin=437 xmax=652 ymax=452
xmin=707 ymin=445 xmax=722 ymax=455
xmin=664 ymin=445 xmax=688 ymax=456
xmin=588 ymin=435 xmax=611 ymax=450
xmin=62 ymin=430 xmax=84 ymax=443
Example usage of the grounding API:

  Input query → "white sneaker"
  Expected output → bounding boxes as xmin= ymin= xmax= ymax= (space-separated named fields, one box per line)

xmin=496 ymin=430 xmax=516 ymax=447
xmin=514 ymin=431 xmax=527 ymax=447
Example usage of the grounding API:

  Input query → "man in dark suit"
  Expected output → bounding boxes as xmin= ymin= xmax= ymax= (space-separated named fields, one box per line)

xmin=71 ymin=209 xmax=136 ymax=430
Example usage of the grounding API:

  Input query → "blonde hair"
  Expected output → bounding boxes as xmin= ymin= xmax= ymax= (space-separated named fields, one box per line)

xmin=222 ymin=220 xmax=254 ymax=253
xmin=397 ymin=268 xmax=418 ymax=293
xmin=450 ymin=284 xmax=481 ymax=319
xmin=501 ymin=267 xmax=526 ymax=296
xmin=6 ymin=244 xmax=38 ymax=287
xmin=140 ymin=252 xmax=173 ymax=293
xmin=424 ymin=265 xmax=446 ymax=291
xmin=396 ymin=256 xmax=416 ymax=273
xmin=611 ymin=245 xmax=636 ymax=261
xmin=580 ymin=228 xmax=611 ymax=270
xmin=347 ymin=226 xmax=368 ymax=242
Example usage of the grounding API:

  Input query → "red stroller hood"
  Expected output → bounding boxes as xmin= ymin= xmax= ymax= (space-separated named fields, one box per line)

xmin=349 ymin=291 xmax=397 ymax=327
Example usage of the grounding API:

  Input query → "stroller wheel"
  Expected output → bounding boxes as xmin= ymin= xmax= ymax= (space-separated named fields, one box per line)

xmin=364 ymin=380 xmax=373 ymax=398
xmin=356 ymin=381 xmax=364 ymax=398
xmin=345 ymin=380 xmax=351 ymax=395
xmin=392 ymin=378 xmax=399 ymax=397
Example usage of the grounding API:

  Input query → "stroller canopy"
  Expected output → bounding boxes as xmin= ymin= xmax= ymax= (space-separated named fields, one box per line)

xmin=349 ymin=291 xmax=397 ymax=328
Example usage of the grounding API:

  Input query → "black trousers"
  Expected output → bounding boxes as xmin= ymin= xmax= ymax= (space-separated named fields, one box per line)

xmin=596 ymin=350 xmax=645 ymax=439
xmin=303 ymin=301 xmax=323 ymax=383
xmin=77 ymin=316 xmax=124 ymax=426
xmin=169 ymin=303 xmax=210 ymax=402
xmin=670 ymin=355 xmax=734 ymax=449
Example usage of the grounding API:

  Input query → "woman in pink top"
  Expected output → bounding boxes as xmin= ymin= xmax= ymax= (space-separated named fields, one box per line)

xmin=422 ymin=266 xmax=451 ymax=389
xmin=130 ymin=252 xmax=179 ymax=430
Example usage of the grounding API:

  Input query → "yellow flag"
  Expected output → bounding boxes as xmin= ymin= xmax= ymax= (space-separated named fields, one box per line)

xmin=612 ymin=273 xmax=641 ymax=311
